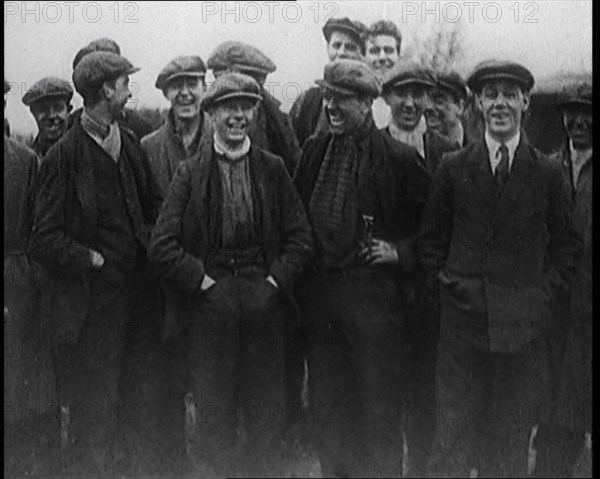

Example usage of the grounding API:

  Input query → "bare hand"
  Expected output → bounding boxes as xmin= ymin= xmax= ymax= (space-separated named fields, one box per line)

xmin=266 ymin=275 xmax=279 ymax=289
xmin=360 ymin=239 xmax=399 ymax=265
xmin=89 ymin=249 xmax=105 ymax=268
xmin=201 ymin=274 xmax=216 ymax=291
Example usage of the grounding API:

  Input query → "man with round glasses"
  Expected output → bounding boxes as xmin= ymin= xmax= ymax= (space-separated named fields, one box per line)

xmin=419 ymin=60 xmax=580 ymax=477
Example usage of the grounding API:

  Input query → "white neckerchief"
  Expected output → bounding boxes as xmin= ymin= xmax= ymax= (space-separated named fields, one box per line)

xmin=485 ymin=129 xmax=520 ymax=174
xmin=388 ymin=116 xmax=427 ymax=158
xmin=569 ymin=140 xmax=592 ymax=189
xmin=213 ymin=133 xmax=251 ymax=161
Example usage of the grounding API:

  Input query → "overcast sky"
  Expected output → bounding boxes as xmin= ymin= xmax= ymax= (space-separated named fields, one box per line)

xmin=5 ymin=0 xmax=593 ymax=134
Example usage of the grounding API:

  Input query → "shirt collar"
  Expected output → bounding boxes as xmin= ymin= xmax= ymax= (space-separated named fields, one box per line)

xmin=81 ymin=108 xmax=112 ymax=140
xmin=569 ymin=140 xmax=593 ymax=166
xmin=213 ymin=133 xmax=251 ymax=161
xmin=485 ymin=129 xmax=521 ymax=165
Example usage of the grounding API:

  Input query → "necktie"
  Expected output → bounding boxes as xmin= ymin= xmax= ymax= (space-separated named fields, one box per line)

xmin=495 ymin=144 xmax=509 ymax=190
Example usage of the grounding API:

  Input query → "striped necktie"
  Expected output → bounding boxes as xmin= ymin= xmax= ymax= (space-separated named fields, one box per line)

xmin=495 ymin=144 xmax=509 ymax=190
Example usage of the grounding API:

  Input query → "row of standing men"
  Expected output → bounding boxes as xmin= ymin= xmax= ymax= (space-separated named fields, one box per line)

xmin=4 ymin=16 xmax=592 ymax=478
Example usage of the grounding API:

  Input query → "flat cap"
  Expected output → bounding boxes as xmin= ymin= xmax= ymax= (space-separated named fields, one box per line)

xmin=201 ymin=72 xmax=262 ymax=111
xmin=435 ymin=70 xmax=468 ymax=100
xmin=72 ymin=37 xmax=121 ymax=70
xmin=207 ymin=41 xmax=276 ymax=76
xmin=467 ymin=59 xmax=534 ymax=93
xmin=316 ymin=59 xmax=381 ymax=98
xmin=22 ymin=77 xmax=74 ymax=106
xmin=322 ymin=17 xmax=366 ymax=52
xmin=73 ymin=51 xmax=139 ymax=95
xmin=560 ymin=82 xmax=592 ymax=109
xmin=155 ymin=56 xmax=207 ymax=90
xmin=382 ymin=62 xmax=436 ymax=92
xmin=4 ymin=78 xmax=10 ymax=94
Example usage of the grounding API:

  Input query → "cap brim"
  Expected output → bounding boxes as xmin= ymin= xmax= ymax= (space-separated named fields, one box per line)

xmin=24 ymin=91 xmax=73 ymax=106
xmin=471 ymin=73 xmax=533 ymax=92
xmin=315 ymin=79 xmax=356 ymax=97
xmin=385 ymin=78 xmax=436 ymax=91
xmin=202 ymin=91 xmax=262 ymax=110
xmin=126 ymin=66 xmax=141 ymax=75
xmin=560 ymin=99 xmax=592 ymax=109
xmin=437 ymin=79 xmax=467 ymax=98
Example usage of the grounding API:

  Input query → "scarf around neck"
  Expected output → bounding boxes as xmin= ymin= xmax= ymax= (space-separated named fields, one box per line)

xmin=213 ymin=133 xmax=251 ymax=161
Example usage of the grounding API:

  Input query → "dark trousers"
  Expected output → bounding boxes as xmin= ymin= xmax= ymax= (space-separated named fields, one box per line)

xmin=51 ymin=272 xmax=131 ymax=454
xmin=297 ymin=268 xmax=405 ymax=478
xmin=427 ymin=333 xmax=548 ymax=478
xmin=188 ymin=272 xmax=289 ymax=476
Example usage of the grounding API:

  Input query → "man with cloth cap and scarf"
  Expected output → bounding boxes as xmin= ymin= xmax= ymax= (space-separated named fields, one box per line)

xmin=382 ymin=62 xmax=460 ymax=176
xmin=68 ymin=37 xmax=154 ymax=140
xmin=207 ymin=40 xmax=301 ymax=176
xmin=30 ymin=51 xmax=162 ymax=476
xmin=148 ymin=72 xmax=313 ymax=477
xmin=293 ymin=59 xmax=431 ymax=478
xmin=419 ymin=59 xmax=581 ymax=477
xmin=290 ymin=17 xmax=367 ymax=147
xmin=22 ymin=77 xmax=74 ymax=157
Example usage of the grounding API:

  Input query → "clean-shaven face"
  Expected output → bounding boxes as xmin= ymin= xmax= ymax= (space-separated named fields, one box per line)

xmin=424 ymin=87 xmax=465 ymax=135
xmin=477 ymin=80 xmax=529 ymax=141
xmin=563 ymin=105 xmax=592 ymax=150
xmin=106 ymin=74 xmax=132 ymax=117
xmin=384 ymin=84 xmax=431 ymax=131
xmin=209 ymin=98 xmax=257 ymax=148
xmin=323 ymin=90 xmax=371 ymax=134
xmin=327 ymin=31 xmax=362 ymax=61
xmin=164 ymin=75 xmax=204 ymax=120
xmin=30 ymin=97 xmax=72 ymax=142
xmin=365 ymin=35 xmax=399 ymax=73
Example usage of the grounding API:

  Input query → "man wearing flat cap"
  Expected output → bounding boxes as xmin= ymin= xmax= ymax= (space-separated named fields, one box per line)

xmin=290 ymin=17 xmax=366 ymax=147
xmin=534 ymin=82 xmax=592 ymax=478
xmin=293 ymin=59 xmax=431 ymax=477
xmin=22 ymin=77 xmax=73 ymax=157
xmin=30 ymin=51 xmax=163 ymax=474
xmin=425 ymin=70 xmax=472 ymax=147
xmin=149 ymin=72 xmax=313 ymax=477
xmin=419 ymin=59 xmax=581 ymax=477
xmin=207 ymin=41 xmax=301 ymax=176
xmin=382 ymin=62 xmax=460 ymax=175
xmin=68 ymin=38 xmax=154 ymax=141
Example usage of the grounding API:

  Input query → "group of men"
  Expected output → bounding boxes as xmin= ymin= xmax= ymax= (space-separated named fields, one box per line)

xmin=4 ymin=14 xmax=592 ymax=479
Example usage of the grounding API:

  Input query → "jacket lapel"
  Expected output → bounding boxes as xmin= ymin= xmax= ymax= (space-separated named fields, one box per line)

xmin=490 ymin=138 xmax=535 ymax=233
xmin=469 ymin=141 xmax=497 ymax=211
xmin=71 ymin=125 xmax=98 ymax=240
xmin=248 ymin=146 xmax=268 ymax=241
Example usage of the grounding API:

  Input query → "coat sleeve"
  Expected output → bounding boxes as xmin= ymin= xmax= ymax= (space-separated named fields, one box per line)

xmin=148 ymin=161 xmax=206 ymax=297
xmin=29 ymin=152 xmax=92 ymax=276
xmin=417 ymin=155 xmax=454 ymax=287
xmin=543 ymin=158 xmax=582 ymax=298
xmin=269 ymin=163 xmax=314 ymax=293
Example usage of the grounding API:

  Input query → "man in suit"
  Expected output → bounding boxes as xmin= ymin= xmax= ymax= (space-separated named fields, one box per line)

xmin=425 ymin=70 xmax=471 ymax=147
xmin=290 ymin=17 xmax=366 ymax=147
xmin=148 ymin=73 xmax=313 ymax=477
xmin=30 ymin=52 xmax=162 ymax=476
xmin=382 ymin=62 xmax=460 ymax=175
xmin=68 ymin=38 xmax=155 ymax=141
xmin=534 ymin=83 xmax=592 ymax=478
xmin=207 ymin=41 xmax=301 ymax=176
xmin=294 ymin=59 xmax=431 ymax=477
xmin=419 ymin=60 xmax=581 ymax=477
xmin=22 ymin=77 xmax=74 ymax=157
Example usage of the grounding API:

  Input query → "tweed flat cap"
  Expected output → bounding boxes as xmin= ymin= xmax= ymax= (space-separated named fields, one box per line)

xmin=560 ymin=82 xmax=592 ymax=109
xmin=22 ymin=77 xmax=74 ymax=106
xmin=207 ymin=41 xmax=276 ymax=76
xmin=4 ymin=78 xmax=10 ymax=94
xmin=322 ymin=17 xmax=365 ymax=45
xmin=201 ymin=72 xmax=262 ymax=111
xmin=435 ymin=71 xmax=468 ymax=100
xmin=315 ymin=59 xmax=381 ymax=98
xmin=72 ymin=38 xmax=121 ymax=70
xmin=382 ymin=62 xmax=436 ymax=92
xmin=72 ymin=52 xmax=139 ymax=95
xmin=155 ymin=56 xmax=207 ymax=90
xmin=467 ymin=59 xmax=534 ymax=93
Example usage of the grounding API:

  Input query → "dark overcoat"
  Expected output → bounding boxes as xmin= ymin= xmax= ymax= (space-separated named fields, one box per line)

xmin=148 ymin=140 xmax=314 ymax=338
xmin=29 ymin=120 xmax=163 ymax=342
xmin=418 ymin=135 xmax=581 ymax=353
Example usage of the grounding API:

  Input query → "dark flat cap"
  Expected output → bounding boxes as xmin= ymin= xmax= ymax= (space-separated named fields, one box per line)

xmin=22 ymin=77 xmax=74 ymax=106
xmin=467 ymin=59 xmax=534 ymax=93
xmin=435 ymin=70 xmax=468 ymax=100
xmin=316 ymin=59 xmax=381 ymax=98
xmin=4 ymin=78 xmax=10 ymax=94
xmin=73 ymin=51 xmax=139 ymax=95
xmin=201 ymin=72 xmax=262 ymax=111
xmin=560 ymin=82 xmax=592 ymax=109
xmin=155 ymin=56 xmax=207 ymax=90
xmin=322 ymin=17 xmax=366 ymax=51
xmin=382 ymin=62 xmax=436 ymax=92
xmin=72 ymin=38 xmax=121 ymax=70
xmin=207 ymin=41 xmax=276 ymax=76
